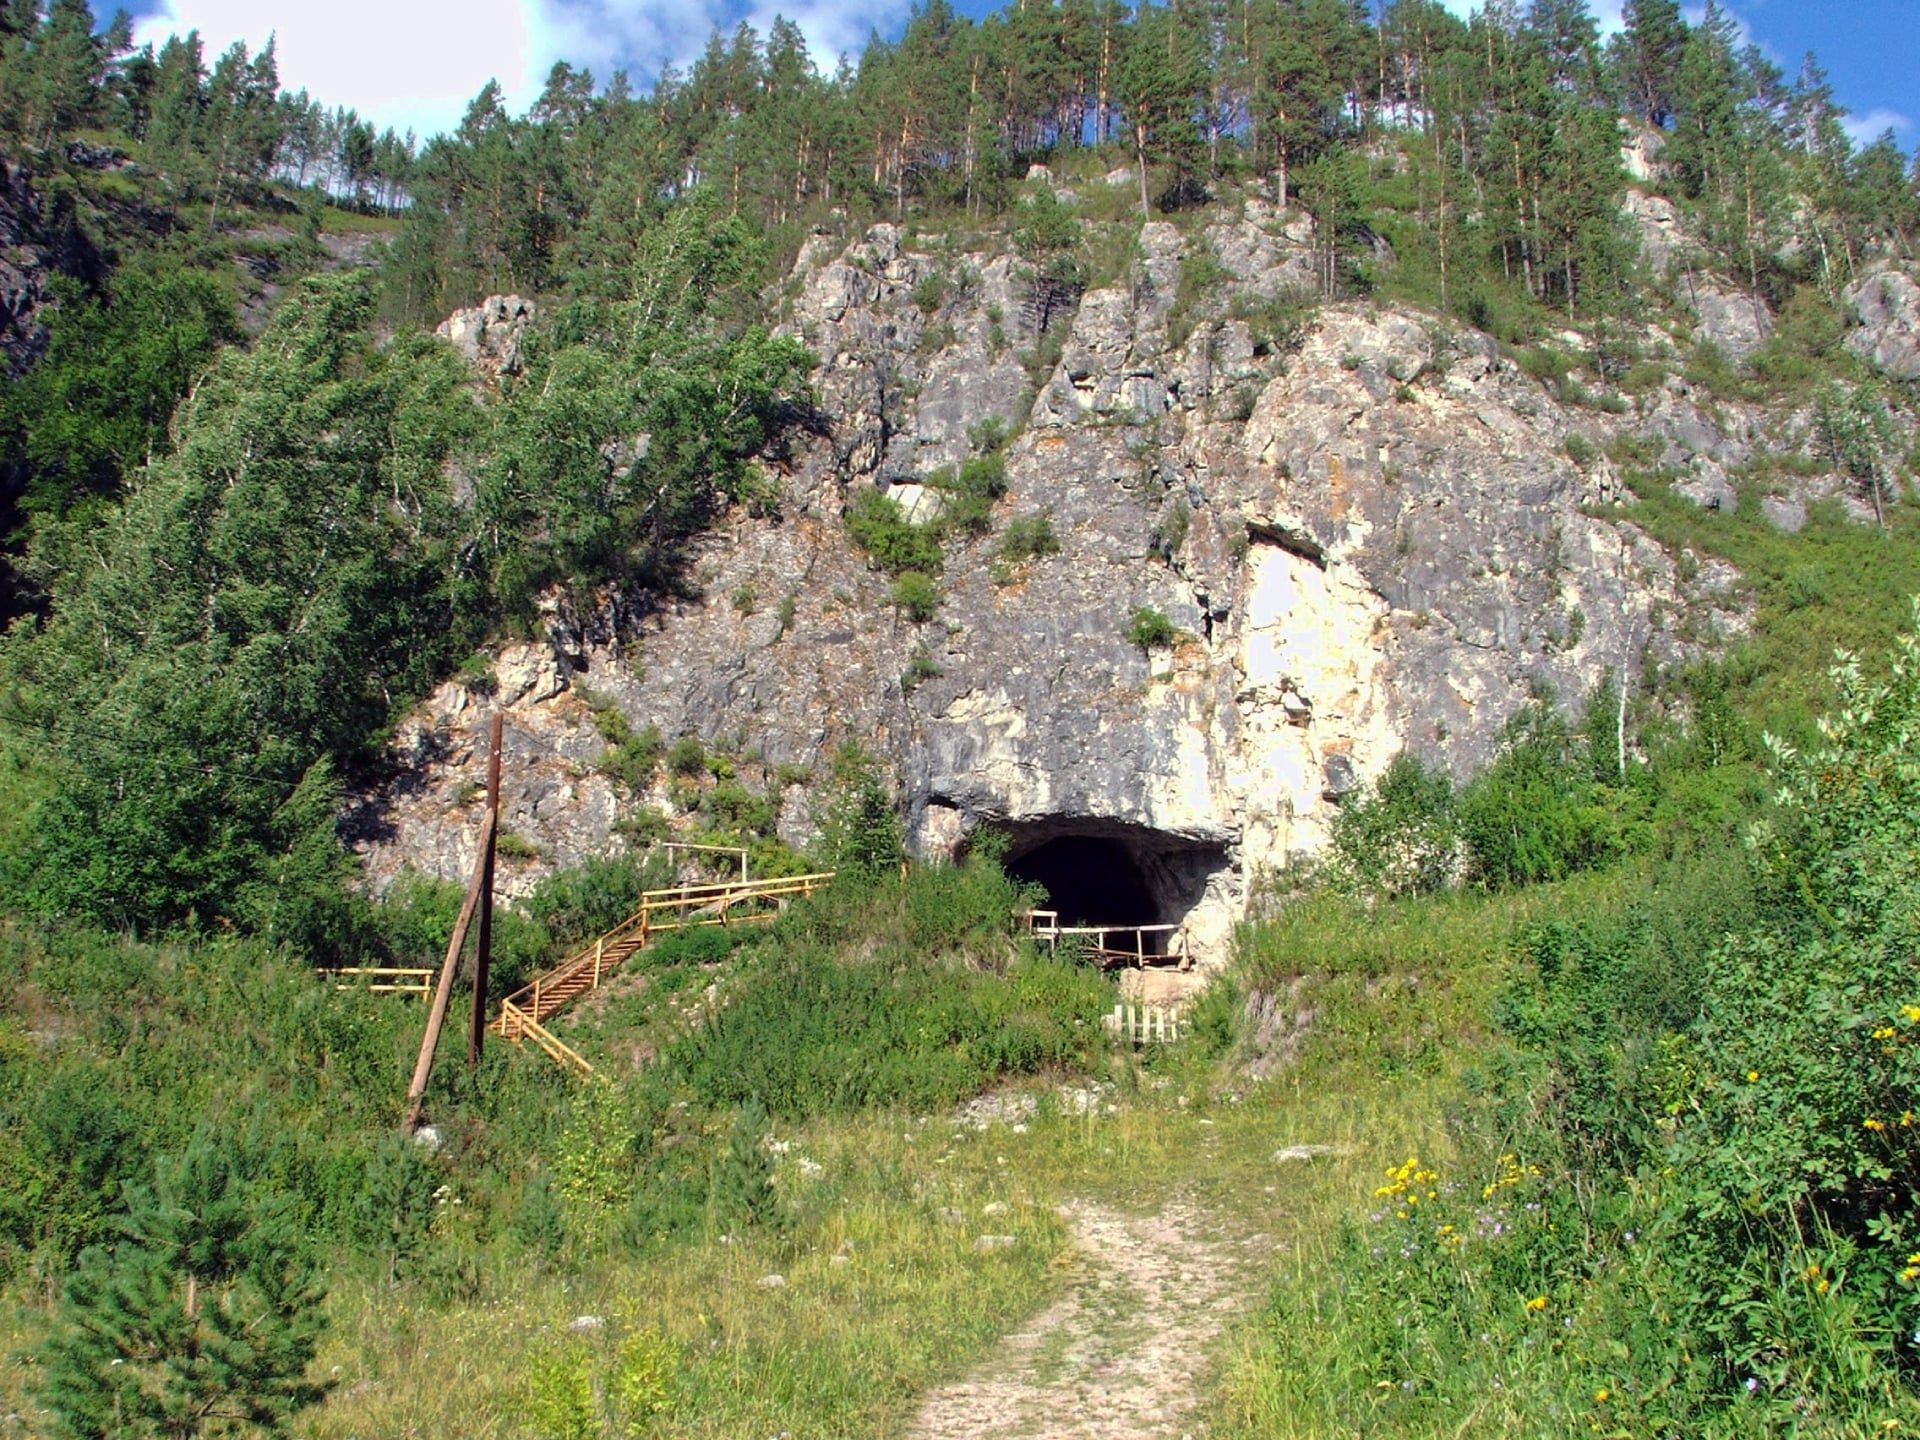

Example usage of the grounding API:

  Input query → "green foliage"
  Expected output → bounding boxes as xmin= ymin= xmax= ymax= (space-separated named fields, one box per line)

xmin=670 ymin=859 xmax=1102 ymax=1118
xmin=707 ymin=1099 xmax=777 ymax=1234
xmin=889 ymin=569 xmax=940 ymax=622
xmin=843 ymin=487 xmax=943 ymax=577
xmin=1167 ymin=244 xmax=1231 ymax=349
xmin=1325 ymin=753 xmax=1458 ymax=899
xmin=925 ymin=453 xmax=1007 ymax=537
xmin=0 ymin=255 xmax=239 ymax=529
xmin=1455 ymin=705 xmax=1639 ymax=889
xmin=900 ymin=643 xmax=943 ymax=691
xmin=584 ymin=691 xmax=664 ymax=795
xmin=1125 ymin=606 xmax=1176 ymax=652
xmin=817 ymin=743 xmax=903 ymax=878
xmin=999 ymin=513 xmax=1059 ymax=563
xmin=1230 ymin=622 xmax=1920 ymax=1435
xmin=666 ymin=735 xmax=707 ymax=779
xmin=38 ymin=1135 xmax=331 ymax=1440
xmin=1812 ymin=379 xmax=1899 ymax=521
xmin=1149 ymin=498 xmax=1189 ymax=560
xmin=1657 ymin=625 xmax=1920 ymax=1393
xmin=3 ymin=273 xmax=484 ymax=944
xmin=476 ymin=201 xmax=814 ymax=606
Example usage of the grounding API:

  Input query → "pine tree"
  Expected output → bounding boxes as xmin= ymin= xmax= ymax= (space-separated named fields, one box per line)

xmin=37 ymin=1138 xmax=331 ymax=1440
xmin=17 ymin=0 xmax=104 ymax=148
xmin=1116 ymin=0 xmax=1206 ymax=217
xmin=821 ymin=742 xmax=904 ymax=877
xmin=1613 ymin=0 xmax=1686 ymax=129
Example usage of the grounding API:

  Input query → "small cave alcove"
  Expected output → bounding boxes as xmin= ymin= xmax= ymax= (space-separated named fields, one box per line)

xmin=992 ymin=818 xmax=1229 ymax=958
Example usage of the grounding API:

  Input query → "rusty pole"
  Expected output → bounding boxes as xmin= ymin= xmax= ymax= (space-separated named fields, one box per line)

xmin=469 ymin=712 xmax=503 ymax=1066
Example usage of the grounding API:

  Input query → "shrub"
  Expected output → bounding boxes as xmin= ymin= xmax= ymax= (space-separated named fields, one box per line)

xmin=1150 ymin=499 xmax=1190 ymax=559
xmin=1660 ymin=626 xmax=1920 ymax=1392
xmin=817 ymin=743 xmax=903 ymax=877
xmin=915 ymin=452 xmax=1006 ymax=536
xmin=1000 ymin=513 xmax=1060 ymax=563
xmin=666 ymin=735 xmax=708 ymax=778
xmin=38 ymin=1137 xmax=331 ymax=1440
xmin=1456 ymin=705 xmax=1634 ymax=889
xmin=1126 ymin=606 xmax=1177 ymax=651
xmin=900 ymin=644 xmax=943 ymax=691
xmin=844 ymin=487 xmax=943 ymax=576
xmin=1326 ymin=753 xmax=1459 ymax=899
xmin=890 ymin=570 xmax=941 ymax=622
xmin=667 ymin=860 xmax=1102 ymax=1119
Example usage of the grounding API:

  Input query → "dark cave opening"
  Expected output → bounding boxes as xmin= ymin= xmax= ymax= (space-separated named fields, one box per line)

xmin=991 ymin=820 xmax=1231 ymax=960
xmin=1005 ymin=835 xmax=1160 ymax=929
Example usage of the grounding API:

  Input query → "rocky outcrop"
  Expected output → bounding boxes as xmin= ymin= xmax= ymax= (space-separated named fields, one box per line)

xmin=356 ymin=206 xmax=1760 ymax=964
xmin=1848 ymin=268 xmax=1920 ymax=381
xmin=435 ymin=294 xmax=535 ymax=381
xmin=0 ymin=162 xmax=55 ymax=379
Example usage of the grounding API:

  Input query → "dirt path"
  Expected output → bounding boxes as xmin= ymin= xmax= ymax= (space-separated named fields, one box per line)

xmin=904 ymin=1200 xmax=1268 ymax=1440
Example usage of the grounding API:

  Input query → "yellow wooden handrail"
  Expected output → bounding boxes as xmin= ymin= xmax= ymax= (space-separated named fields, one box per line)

xmin=492 ymin=870 xmax=836 ymax=1069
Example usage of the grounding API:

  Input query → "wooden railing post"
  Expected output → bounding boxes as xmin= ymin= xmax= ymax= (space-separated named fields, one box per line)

xmin=469 ymin=712 xmax=503 ymax=1068
xmin=592 ymin=937 xmax=603 ymax=989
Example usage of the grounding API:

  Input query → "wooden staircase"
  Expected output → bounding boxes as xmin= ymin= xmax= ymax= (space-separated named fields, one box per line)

xmin=492 ymin=871 xmax=835 ymax=1073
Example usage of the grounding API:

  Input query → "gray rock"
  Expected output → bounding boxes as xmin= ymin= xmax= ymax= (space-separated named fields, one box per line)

xmin=1272 ymin=1144 xmax=1341 ymax=1163
xmin=356 ymin=219 xmax=1724 ymax=971
xmin=436 ymin=294 xmax=535 ymax=380
xmin=1761 ymin=492 xmax=1808 ymax=532
xmin=1687 ymin=280 xmax=1769 ymax=361
xmin=1847 ymin=269 xmax=1920 ymax=381
xmin=1673 ymin=458 xmax=1737 ymax=511
xmin=1623 ymin=189 xmax=1688 ymax=273
xmin=973 ymin=1234 xmax=1017 ymax=1252
xmin=0 ymin=163 xmax=56 ymax=378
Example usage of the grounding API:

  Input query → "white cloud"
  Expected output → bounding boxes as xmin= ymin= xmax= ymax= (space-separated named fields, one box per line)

xmin=133 ymin=0 xmax=915 ymax=140
xmin=1842 ymin=106 xmax=1914 ymax=147
xmin=1436 ymin=0 xmax=1628 ymax=36
xmin=133 ymin=0 xmax=541 ymax=140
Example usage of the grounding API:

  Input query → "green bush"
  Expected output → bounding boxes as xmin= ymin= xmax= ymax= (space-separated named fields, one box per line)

xmin=668 ymin=863 xmax=1101 ymax=1119
xmin=890 ymin=570 xmax=941 ymax=622
xmin=38 ymin=1136 xmax=332 ymax=1440
xmin=1456 ymin=705 xmax=1638 ymax=889
xmin=1233 ymin=625 xmax=1920 ymax=1435
xmin=844 ymin=487 xmax=944 ymax=576
xmin=1326 ymin=753 xmax=1458 ymax=899
xmin=1000 ymin=513 xmax=1060 ymax=563
xmin=1126 ymin=606 xmax=1177 ymax=651
xmin=666 ymin=735 xmax=708 ymax=778
xmin=926 ymin=453 xmax=1007 ymax=535
xmin=901 ymin=643 xmax=944 ymax=690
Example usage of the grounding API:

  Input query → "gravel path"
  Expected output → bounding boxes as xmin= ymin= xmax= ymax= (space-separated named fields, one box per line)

xmin=904 ymin=1200 xmax=1267 ymax=1440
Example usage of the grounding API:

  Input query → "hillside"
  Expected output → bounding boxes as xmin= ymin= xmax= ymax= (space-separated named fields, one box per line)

xmin=3 ymin=0 xmax=1920 ymax=1435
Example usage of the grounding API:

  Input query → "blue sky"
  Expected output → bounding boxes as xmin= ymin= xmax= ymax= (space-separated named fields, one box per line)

xmin=122 ymin=0 xmax=1917 ymax=151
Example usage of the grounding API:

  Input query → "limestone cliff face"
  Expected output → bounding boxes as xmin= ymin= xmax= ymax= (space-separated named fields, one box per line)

xmin=356 ymin=196 xmax=1789 ymax=960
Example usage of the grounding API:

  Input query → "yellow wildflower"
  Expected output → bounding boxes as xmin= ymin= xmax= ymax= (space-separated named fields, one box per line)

xmin=1525 ymin=1295 xmax=1548 ymax=1313
xmin=1747 ymin=1070 xmax=1759 ymax=1082
xmin=1865 ymin=1117 xmax=1888 ymax=1132
xmin=1903 ymin=1004 xmax=1920 ymax=1023
xmin=1594 ymin=1389 xmax=1610 ymax=1404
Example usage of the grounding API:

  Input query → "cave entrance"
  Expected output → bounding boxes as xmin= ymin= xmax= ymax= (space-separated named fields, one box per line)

xmin=996 ymin=819 xmax=1228 ymax=961
xmin=1008 ymin=836 xmax=1158 ymax=929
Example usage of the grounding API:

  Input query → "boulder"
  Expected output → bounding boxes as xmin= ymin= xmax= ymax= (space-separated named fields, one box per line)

xmin=1847 ymin=269 xmax=1920 ymax=381
xmin=436 ymin=294 xmax=535 ymax=380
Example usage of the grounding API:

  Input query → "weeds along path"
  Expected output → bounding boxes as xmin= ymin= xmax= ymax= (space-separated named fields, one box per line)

xmin=905 ymin=1198 xmax=1267 ymax=1440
